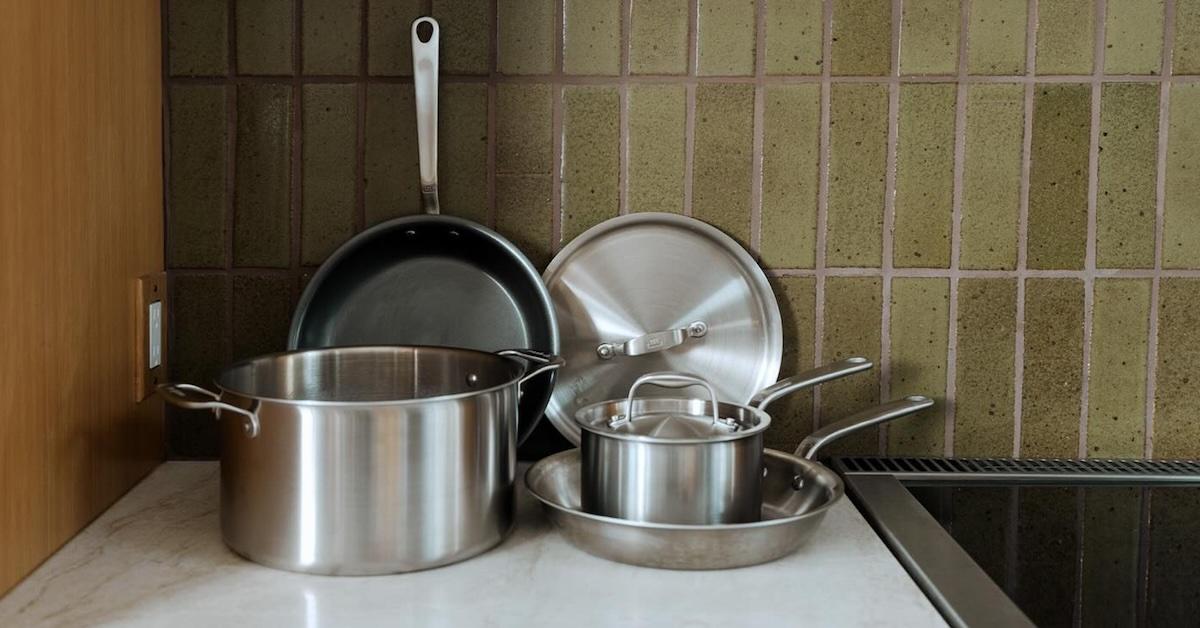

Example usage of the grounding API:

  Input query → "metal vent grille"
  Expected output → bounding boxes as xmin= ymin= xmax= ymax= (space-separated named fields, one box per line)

xmin=833 ymin=456 xmax=1200 ymax=483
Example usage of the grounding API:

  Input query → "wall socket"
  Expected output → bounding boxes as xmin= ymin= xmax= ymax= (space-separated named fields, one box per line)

xmin=134 ymin=273 xmax=167 ymax=402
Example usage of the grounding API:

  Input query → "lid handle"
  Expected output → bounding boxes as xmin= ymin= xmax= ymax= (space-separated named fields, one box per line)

xmin=613 ymin=371 xmax=729 ymax=430
xmin=596 ymin=321 xmax=708 ymax=360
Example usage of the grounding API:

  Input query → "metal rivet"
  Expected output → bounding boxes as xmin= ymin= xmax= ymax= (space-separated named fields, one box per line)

xmin=466 ymin=373 xmax=479 ymax=386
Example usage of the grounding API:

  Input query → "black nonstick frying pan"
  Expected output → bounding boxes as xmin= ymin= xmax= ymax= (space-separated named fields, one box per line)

xmin=288 ymin=17 xmax=559 ymax=445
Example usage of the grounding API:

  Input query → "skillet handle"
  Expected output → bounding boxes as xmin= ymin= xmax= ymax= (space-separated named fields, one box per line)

xmin=497 ymin=349 xmax=565 ymax=386
xmin=156 ymin=383 xmax=261 ymax=438
xmin=411 ymin=17 xmax=440 ymax=215
xmin=749 ymin=357 xmax=873 ymax=412
xmin=795 ymin=395 xmax=934 ymax=461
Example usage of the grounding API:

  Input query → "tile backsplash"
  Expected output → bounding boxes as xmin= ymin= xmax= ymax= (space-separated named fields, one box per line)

xmin=165 ymin=0 xmax=1200 ymax=459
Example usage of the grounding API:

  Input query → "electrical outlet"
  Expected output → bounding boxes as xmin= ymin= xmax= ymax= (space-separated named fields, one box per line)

xmin=134 ymin=273 xmax=167 ymax=402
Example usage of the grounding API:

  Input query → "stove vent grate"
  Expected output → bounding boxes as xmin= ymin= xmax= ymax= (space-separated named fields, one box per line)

xmin=834 ymin=456 xmax=1200 ymax=482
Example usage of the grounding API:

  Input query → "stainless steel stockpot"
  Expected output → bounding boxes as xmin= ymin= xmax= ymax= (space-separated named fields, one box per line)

xmin=159 ymin=346 xmax=562 ymax=575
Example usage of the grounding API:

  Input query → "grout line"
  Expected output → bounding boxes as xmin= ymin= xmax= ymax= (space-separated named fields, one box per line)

xmin=224 ymin=0 xmax=239 ymax=367
xmin=618 ymin=0 xmax=632 ymax=216
xmin=486 ymin=0 xmax=499 ymax=228
xmin=682 ymin=0 xmax=698 ymax=217
xmin=1134 ymin=487 xmax=1152 ymax=625
xmin=289 ymin=0 xmax=304 ymax=305
xmin=550 ymin=0 xmax=565 ymax=251
xmin=354 ymin=0 xmax=367 ymax=233
xmin=878 ymin=0 xmax=902 ymax=455
xmin=1013 ymin=0 xmax=1038 ymax=458
xmin=765 ymin=267 xmax=1200 ymax=278
xmin=1004 ymin=487 xmax=1020 ymax=598
xmin=1079 ymin=0 xmax=1107 ymax=458
xmin=1072 ymin=489 xmax=1086 ymax=627
xmin=945 ymin=0 xmax=972 ymax=457
xmin=812 ymin=0 xmax=834 ymax=433
xmin=749 ymin=0 xmax=767 ymax=254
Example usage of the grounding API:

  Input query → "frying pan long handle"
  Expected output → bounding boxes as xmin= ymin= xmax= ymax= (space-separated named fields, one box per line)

xmin=795 ymin=395 xmax=934 ymax=461
xmin=412 ymin=17 xmax=440 ymax=214
xmin=156 ymin=383 xmax=261 ymax=438
xmin=749 ymin=357 xmax=873 ymax=412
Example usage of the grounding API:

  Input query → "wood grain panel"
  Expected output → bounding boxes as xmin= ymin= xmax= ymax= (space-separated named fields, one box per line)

xmin=0 ymin=0 xmax=164 ymax=596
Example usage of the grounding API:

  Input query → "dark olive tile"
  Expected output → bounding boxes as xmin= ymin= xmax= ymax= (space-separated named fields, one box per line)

xmin=961 ymin=83 xmax=1024 ymax=270
xmin=1148 ymin=488 xmax=1200 ymax=623
xmin=367 ymin=0 xmax=422 ymax=76
xmin=231 ymin=274 xmax=292 ymax=362
xmin=692 ymin=84 xmax=754 ymax=245
xmin=887 ymin=278 xmax=948 ymax=455
xmin=765 ymin=0 xmax=823 ymax=75
xmin=765 ymin=276 xmax=816 ymax=452
xmin=497 ymin=0 xmax=555 ymax=75
xmin=954 ymin=278 xmax=1017 ymax=457
xmin=948 ymin=488 xmax=1014 ymax=586
xmin=440 ymin=84 xmax=489 ymax=224
xmin=1028 ymin=84 xmax=1090 ymax=270
xmin=628 ymin=85 xmax=686 ymax=214
xmin=497 ymin=84 xmax=553 ymax=174
xmin=761 ymin=85 xmax=820 ymax=268
xmin=1098 ymin=83 xmax=1158 ymax=269
xmin=364 ymin=84 xmax=420 ymax=225
xmin=1034 ymin=0 xmax=1093 ymax=74
xmin=899 ymin=0 xmax=959 ymax=75
xmin=432 ymin=0 xmax=490 ymax=75
xmin=1014 ymin=487 xmax=1079 ymax=627
xmin=233 ymin=84 xmax=292 ymax=268
xmin=167 ymin=274 xmax=229 ymax=458
xmin=496 ymin=175 xmax=552 ymax=268
xmin=1164 ymin=83 xmax=1200 ymax=268
xmin=1105 ymin=0 xmax=1164 ymax=74
xmin=562 ymin=86 xmax=620 ymax=244
xmin=1153 ymin=279 xmax=1200 ymax=458
xmin=630 ymin=0 xmax=689 ymax=74
xmin=167 ymin=0 xmax=228 ymax=76
xmin=894 ymin=84 xmax=955 ymax=268
xmin=966 ymin=0 xmax=1027 ymax=75
xmin=827 ymin=83 xmax=888 ymax=266
xmin=1177 ymin=0 xmax=1200 ymax=74
xmin=1080 ymin=488 xmax=1142 ymax=627
xmin=168 ymin=85 xmax=227 ymax=269
xmin=820 ymin=276 xmax=882 ymax=455
xmin=830 ymin=0 xmax=891 ymax=76
xmin=1087 ymin=279 xmax=1150 ymax=458
xmin=697 ymin=0 xmax=756 ymax=76
xmin=564 ymin=0 xmax=620 ymax=75
xmin=303 ymin=0 xmax=361 ymax=75
xmin=1021 ymin=278 xmax=1084 ymax=457
xmin=236 ymin=0 xmax=294 ymax=75
xmin=301 ymin=85 xmax=356 ymax=266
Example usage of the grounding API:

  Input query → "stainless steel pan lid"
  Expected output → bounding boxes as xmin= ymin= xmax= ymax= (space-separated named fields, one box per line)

xmin=543 ymin=213 xmax=782 ymax=445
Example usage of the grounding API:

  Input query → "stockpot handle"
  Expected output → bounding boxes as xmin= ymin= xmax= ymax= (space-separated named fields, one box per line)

xmin=618 ymin=372 xmax=724 ymax=428
xmin=496 ymin=349 xmax=565 ymax=385
xmin=749 ymin=357 xmax=873 ymax=412
xmin=795 ymin=395 xmax=934 ymax=461
xmin=411 ymin=16 xmax=440 ymax=214
xmin=156 ymin=383 xmax=261 ymax=438
xmin=595 ymin=321 xmax=708 ymax=360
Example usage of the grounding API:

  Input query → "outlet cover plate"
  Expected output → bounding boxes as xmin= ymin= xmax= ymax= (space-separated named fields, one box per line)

xmin=134 ymin=273 xmax=167 ymax=402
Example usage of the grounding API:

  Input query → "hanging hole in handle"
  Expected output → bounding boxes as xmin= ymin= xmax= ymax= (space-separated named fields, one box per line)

xmin=415 ymin=19 xmax=435 ymax=43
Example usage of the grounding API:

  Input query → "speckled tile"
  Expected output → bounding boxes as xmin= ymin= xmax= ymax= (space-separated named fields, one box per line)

xmin=1176 ymin=0 xmax=1200 ymax=74
xmin=431 ymin=0 xmax=491 ymax=75
xmin=948 ymin=488 xmax=1013 ymax=585
xmin=1020 ymin=278 xmax=1084 ymax=458
xmin=1153 ymin=279 xmax=1200 ymax=459
xmin=1028 ymin=84 xmax=1090 ymax=270
xmin=961 ymin=83 xmax=1024 ymax=270
xmin=765 ymin=276 xmax=817 ymax=452
xmin=761 ymin=85 xmax=819 ymax=268
xmin=497 ymin=84 xmax=553 ymax=174
xmin=1147 ymin=488 xmax=1200 ymax=622
xmin=630 ymin=0 xmax=689 ymax=74
xmin=564 ymin=0 xmax=620 ymax=75
xmin=826 ymin=83 xmax=888 ymax=266
xmin=1080 ymin=488 xmax=1141 ymax=627
xmin=900 ymin=0 xmax=959 ymax=75
xmin=697 ymin=0 xmax=756 ymax=76
xmin=1098 ymin=83 xmax=1158 ymax=269
xmin=168 ymin=0 xmax=227 ymax=76
xmin=628 ymin=85 xmax=686 ymax=214
xmin=1164 ymin=83 xmax=1200 ymax=268
xmin=236 ymin=0 xmax=293 ymax=75
xmin=364 ymin=84 xmax=420 ymax=225
xmin=498 ymin=0 xmax=555 ymax=75
xmin=692 ymin=84 xmax=754 ymax=245
xmin=1014 ymin=488 xmax=1079 ymax=627
xmin=966 ymin=0 xmax=1027 ymax=75
xmin=301 ymin=85 xmax=356 ymax=266
xmin=496 ymin=175 xmax=552 ymax=268
xmin=1034 ymin=0 xmax=1094 ymax=74
xmin=303 ymin=0 xmax=361 ymax=75
xmin=562 ymin=86 xmax=620 ymax=244
xmin=820 ymin=277 xmax=882 ymax=455
xmin=233 ymin=84 xmax=291 ymax=268
xmin=231 ymin=274 xmax=292 ymax=362
xmin=167 ymin=274 xmax=229 ymax=458
xmin=894 ymin=84 xmax=955 ymax=268
xmin=168 ymin=85 xmax=227 ymax=269
xmin=367 ymin=0 xmax=422 ymax=75
xmin=439 ymin=84 xmax=489 ymax=224
xmin=1105 ymin=0 xmax=1164 ymax=75
xmin=887 ymin=278 xmax=948 ymax=456
xmin=765 ymin=0 xmax=823 ymax=75
xmin=830 ymin=0 xmax=892 ymax=76
xmin=1086 ymin=279 xmax=1150 ymax=458
xmin=954 ymin=279 xmax=1017 ymax=457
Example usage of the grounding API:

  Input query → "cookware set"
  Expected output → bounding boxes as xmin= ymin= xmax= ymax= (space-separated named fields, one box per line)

xmin=160 ymin=17 xmax=936 ymax=575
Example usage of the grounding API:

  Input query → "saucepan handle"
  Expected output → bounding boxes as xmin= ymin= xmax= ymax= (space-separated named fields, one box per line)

xmin=595 ymin=321 xmax=708 ymax=360
xmin=795 ymin=395 xmax=934 ymax=461
xmin=619 ymin=372 xmax=723 ymax=427
xmin=156 ymin=383 xmax=261 ymax=438
xmin=497 ymin=349 xmax=565 ymax=385
xmin=749 ymin=357 xmax=873 ymax=412
xmin=411 ymin=16 xmax=440 ymax=215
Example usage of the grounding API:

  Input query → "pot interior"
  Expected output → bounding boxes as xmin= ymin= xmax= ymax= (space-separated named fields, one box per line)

xmin=217 ymin=346 xmax=522 ymax=403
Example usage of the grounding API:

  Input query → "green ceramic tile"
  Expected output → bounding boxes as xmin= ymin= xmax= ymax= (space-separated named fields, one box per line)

xmin=439 ymin=84 xmax=489 ymax=224
xmin=364 ymin=84 xmax=420 ymax=225
xmin=498 ymin=0 xmax=554 ymax=75
xmin=432 ymin=0 xmax=491 ymax=74
xmin=900 ymin=0 xmax=959 ymax=75
xmin=948 ymin=488 xmax=1013 ymax=585
xmin=1087 ymin=279 xmax=1150 ymax=458
xmin=1098 ymin=83 xmax=1158 ymax=269
xmin=888 ymin=278 xmax=949 ymax=456
xmin=497 ymin=84 xmax=553 ymax=174
xmin=1035 ymin=0 xmax=1094 ymax=74
xmin=562 ymin=86 xmax=620 ymax=244
xmin=827 ymin=84 xmax=888 ymax=266
xmin=830 ymin=0 xmax=892 ymax=76
xmin=1080 ymin=488 xmax=1141 ymax=627
xmin=630 ymin=0 xmax=689 ymax=74
xmin=168 ymin=0 xmax=228 ymax=76
xmin=628 ymin=85 xmax=686 ymax=214
xmin=894 ymin=84 xmax=956 ymax=268
xmin=1147 ymin=489 xmax=1200 ymax=623
xmin=820 ymin=277 xmax=882 ymax=455
xmin=303 ymin=0 xmax=361 ymax=74
xmin=1021 ymin=278 xmax=1084 ymax=458
xmin=1014 ymin=488 xmax=1079 ymax=627
xmin=367 ymin=0 xmax=422 ymax=75
xmin=301 ymin=85 xmax=356 ymax=266
xmin=236 ymin=0 xmax=294 ymax=75
xmin=168 ymin=86 xmax=227 ymax=269
xmin=1153 ymin=279 xmax=1200 ymax=458
xmin=1164 ymin=83 xmax=1200 ymax=268
xmin=961 ymin=83 xmax=1024 ymax=270
xmin=966 ymin=0 xmax=1027 ymax=75
xmin=234 ymin=84 xmax=292 ymax=268
xmin=954 ymin=279 xmax=1017 ymax=457
xmin=692 ymin=84 xmax=754 ymax=245
xmin=697 ymin=0 xmax=756 ymax=76
xmin=1176 ymin=0 xmax=1200 ymax=74
xmin=1105 ymin=0 xmax=1164 ymax=74
xmin=170 ymin=274 xmax=230 ymax=385
xmin=1028 ymin=84 xmax=1091 ymax=270
xmin=765 ymin=0 xmax=823 ymax=75
xmin=564 ymin=0 xmax=620 ymax=75
xmin=761 ymin=85 xmax=819 ymax=268
xmin=232 ymin=274 xmax=292 ymax=362
xmin=496 ymin=175 xmax=553 ymax=268
xmin=765 ymin=276 xmax=817 ymax=452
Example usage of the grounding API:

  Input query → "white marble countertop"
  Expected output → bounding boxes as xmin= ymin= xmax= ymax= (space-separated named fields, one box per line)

xmin=0 ymin=462 xmax=946 ymax=627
